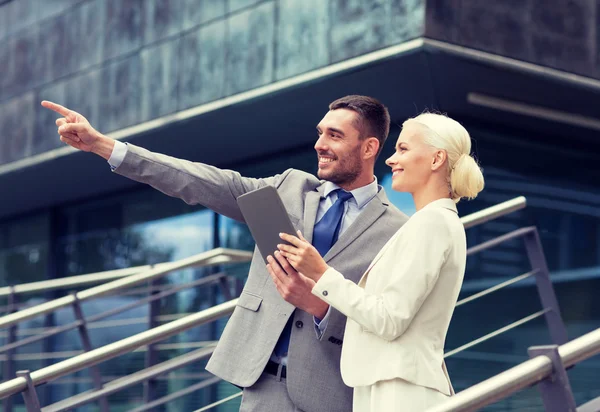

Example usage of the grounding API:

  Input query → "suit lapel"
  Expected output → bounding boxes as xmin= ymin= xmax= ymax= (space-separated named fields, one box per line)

xmin=323 ymin=189 xmax=388 ymax=262
xmin=302 ymin=185 xmax=323 ymax=244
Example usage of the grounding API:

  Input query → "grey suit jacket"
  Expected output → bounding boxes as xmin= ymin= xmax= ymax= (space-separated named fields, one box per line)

xmin=114 ymin=144 xmax=408 ymax=412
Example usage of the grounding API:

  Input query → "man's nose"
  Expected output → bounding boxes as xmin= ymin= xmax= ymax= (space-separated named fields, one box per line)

xmin=315 ymin=136 xmax=327 ymax=151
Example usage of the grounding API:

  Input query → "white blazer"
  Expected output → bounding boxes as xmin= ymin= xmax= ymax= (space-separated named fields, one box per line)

xmin=312 ymin=198 xmax=466 ymax=396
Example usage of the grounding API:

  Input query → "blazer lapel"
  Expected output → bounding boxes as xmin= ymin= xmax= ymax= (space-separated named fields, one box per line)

xmin=323 ymin=189 xmax=388 ymax=262
xmin=302 ymin=185 xmax=324 ymax=244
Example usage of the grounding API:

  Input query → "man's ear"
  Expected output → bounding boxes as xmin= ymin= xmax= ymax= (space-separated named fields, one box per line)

xmin=363 ymin=137 xmax=380 ymax=160
xmin=432 ymin=150 xmax=447 ymax=171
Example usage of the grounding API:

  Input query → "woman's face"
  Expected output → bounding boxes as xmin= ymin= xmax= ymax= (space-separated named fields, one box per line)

xmin=385 ymin=123 xmax=438 ymax=193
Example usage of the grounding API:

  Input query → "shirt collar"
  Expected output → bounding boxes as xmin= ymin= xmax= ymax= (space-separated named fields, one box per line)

xmin=322 ymin=177 xmax=379 ymax=209
xmin=421 ymin=198 xmax=458 ymax=214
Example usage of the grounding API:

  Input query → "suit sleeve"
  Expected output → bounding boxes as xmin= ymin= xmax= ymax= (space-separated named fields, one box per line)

xmin=113 ymin=143 xmax=290 ymax=222
xmin=311 ymin=210 xmax=452 ymax=341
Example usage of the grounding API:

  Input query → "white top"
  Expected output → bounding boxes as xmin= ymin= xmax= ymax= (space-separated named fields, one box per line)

xmin=312 ymin=198 xmax=465 ymax=395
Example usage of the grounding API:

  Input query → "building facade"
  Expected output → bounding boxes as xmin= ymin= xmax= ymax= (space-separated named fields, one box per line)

xmin=0 ymin=0 xmax=599 ymax=410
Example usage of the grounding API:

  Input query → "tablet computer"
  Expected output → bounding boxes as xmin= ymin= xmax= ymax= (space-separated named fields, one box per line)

xmin=236 ymin=185 xmax=298 ymax=263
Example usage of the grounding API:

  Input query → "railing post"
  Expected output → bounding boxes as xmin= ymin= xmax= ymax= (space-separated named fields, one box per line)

xmin=71 ymin=293 xmax=110 ymax=412
xmin=217 ymin=276 xmax=232 ymax=301
xmin=16 ymin=370 xmax=41 ymax=412
xmin=235 ymin=277 xmax=244 ymax=297
xmin=528 ymin=345 xmax=576 ymax=412
xmin=523 ymin=229 xmax=569 ymax=345
xmin=143 ymin=279 xmax=160 ymax=404
xmin=3 ymin=286 xmax=18 ymax=412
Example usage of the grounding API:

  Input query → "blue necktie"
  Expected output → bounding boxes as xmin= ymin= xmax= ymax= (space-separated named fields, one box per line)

xmin=312 ymin=190 xmax=353 ymax=257
xmin=273 ymin=189 xmax=353 ymax=358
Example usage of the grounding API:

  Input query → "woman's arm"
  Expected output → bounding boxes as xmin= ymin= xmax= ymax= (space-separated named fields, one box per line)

xmin=311 ymin=212 xmax=452 ymax=341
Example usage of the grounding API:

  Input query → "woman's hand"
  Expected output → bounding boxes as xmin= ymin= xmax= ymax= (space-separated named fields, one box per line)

xmin=277 ymin=230 xmax=329 ymax=282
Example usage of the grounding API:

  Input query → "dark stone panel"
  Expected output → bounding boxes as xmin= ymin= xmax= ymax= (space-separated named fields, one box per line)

xmin=38 ymin=7 xmax=98 ymax=83
xmin=425 ymin=0 xmax=461 ymax=42
xmin=36 ymin=0 xmax=81 ymax=21
xmin=76 ymin=0 xmax=105 ymax=72
xmin=65 ymin=69 xmax=102 ymax=128
xmin=530 ymin=33 xmax=594 ymax=76
xmin=104 ymin=0 xmax=146 ymax=60
xmin=275 ymin=0 xmax=328 ymax=80
xmin=36 ymin=11 xmax=81 ymax=84
xmin=56 ymin=8 xmax=81 ymax=79
xmin=229 ymin=0 xmax=265 ymax=13
xmin=530 ymin=0 xmax=593 ymax=42
xmin=36 ymin=16 xmax=62 ymax=86
xmin=140 ymin=39 xmax=180 ymax=121
xmin=178 ymin=28 xmax=203 ymax=110
xmin=99 ymin=54 xmax=142 ymax=132
xmin=0 ymin=6 xmax=7 ymax=40
xmin=34 ymin=81 xmax=67 ymax=155
xmin=4 ymin=0 xmax=37 ymax=37
xmin=11 ymin=29 xmax=40 ymax=96
xmin=387 ymin=0 xmax=425 ymax=46
xmin=0 ymin=93 xmax=35 ymax=164
xmin=182 ymin=0 xmax=227 ymax=30
xmin=0 ymin=34 xmax=14 ymax=101
xmin=144 ymin=0 xmax=183 ymax=44
xmin=195 ymin=19 xmax=227 ymax=104
xmin=225 ymin=2 xmax=275 ymax=95
xmin=178 ymin=19 xmax=227 ymax=110
xmin=329 ymin=0 xmax=388 ymax=63
xmin=457 ymin=5 xmax=530 ymax=61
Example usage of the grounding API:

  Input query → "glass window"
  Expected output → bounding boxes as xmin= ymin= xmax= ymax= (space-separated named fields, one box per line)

xmin=0 ymin=212 xmax=50 ymax=381
xmin=0 ymin=212 xmax=49 ymax=287
xmin=49 ymin=188 xmax=217 ymax=408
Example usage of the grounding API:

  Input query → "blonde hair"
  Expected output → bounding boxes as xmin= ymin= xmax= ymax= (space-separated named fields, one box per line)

xmin=403 ymin=113 xmax=484 ymax=203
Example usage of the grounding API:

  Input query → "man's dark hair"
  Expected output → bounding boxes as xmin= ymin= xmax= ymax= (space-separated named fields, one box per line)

xmin=329 ymin=95 xmax=391 ymax=157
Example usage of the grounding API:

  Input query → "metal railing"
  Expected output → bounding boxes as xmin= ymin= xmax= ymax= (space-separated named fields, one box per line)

xmin=0 ymin=300 xmax=239 ymax=410
xmin=0 ymin=264 xmax=166 ymax=299
xmin=442 ymin=225 xmax=569 ymax=362
xmin=0 ymin=197 xmax=534 ymax=411
xmin=0 ymin=247 xmax=251 ymax=329
xmin=461 ymin=196 xmax=526 ymax=229
xmin=428 ymin=327 xmax=600 ymax=412
xmin=0 ymin=247 xmax=252 ymax=412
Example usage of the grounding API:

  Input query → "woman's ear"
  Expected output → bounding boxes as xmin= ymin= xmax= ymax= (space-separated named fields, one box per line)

xmin=431 ymin=150 xmax=447 ymax=171
xmin=363 ymin=137 xmax=380 ymax=160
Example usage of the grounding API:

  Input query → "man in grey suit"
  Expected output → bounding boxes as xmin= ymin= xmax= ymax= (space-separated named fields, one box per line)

xmin=42 ymin=95 xmax=408 ymax=412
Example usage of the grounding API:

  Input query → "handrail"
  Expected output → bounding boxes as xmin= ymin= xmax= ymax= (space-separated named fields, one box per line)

xmin=0 ymin=299 xmax=238 ymax=399
xmin=466 ymin=226 xmax=535 ymax=256
xmin=0 ymin=273 xmax=227 ymax=355
xmin=0 ymin=265 xmax=160 ymax=298
xmin=0 ymin=248 xmax=251 ymax=299
xmin=0 ymin=248 xmax=250 ymax=330
xmin=444 ymin=309 xmax=549 ymax=358
xmin=461 ymin=196 xmax=526 ymax=229
xmin=427 ymin=327 xmax=600 ymax=412
xmin=42 ymin=347 xmax=218 ymax=412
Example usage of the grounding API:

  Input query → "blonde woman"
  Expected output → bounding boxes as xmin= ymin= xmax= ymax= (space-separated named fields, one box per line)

xmin=266 ymin=113 xmax=484 ymax=411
